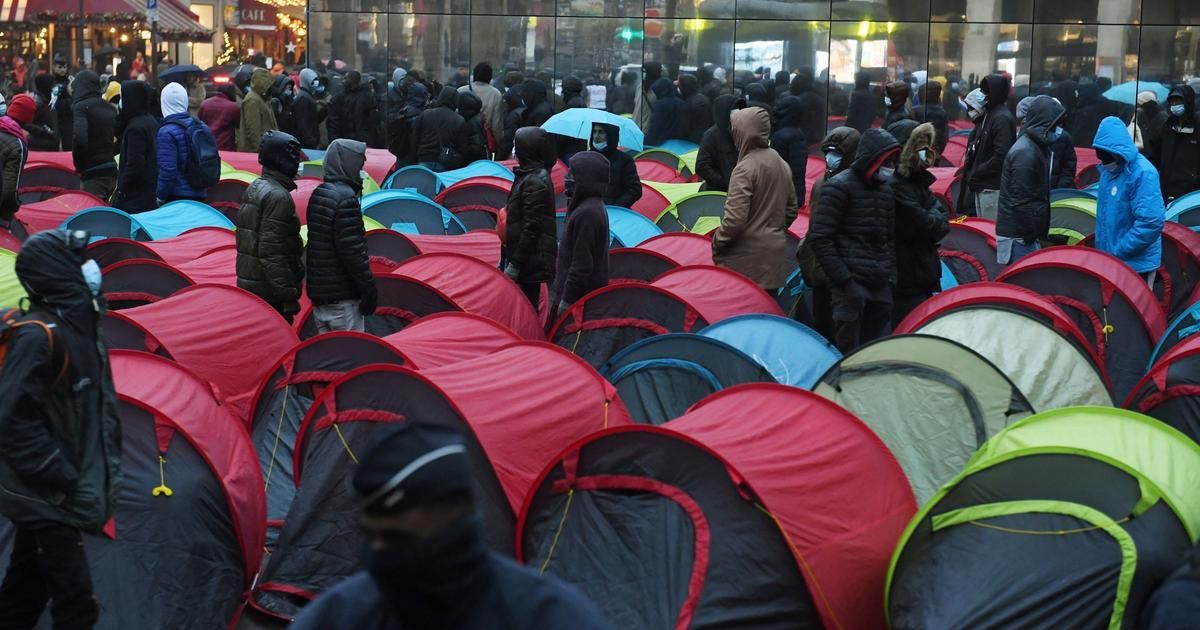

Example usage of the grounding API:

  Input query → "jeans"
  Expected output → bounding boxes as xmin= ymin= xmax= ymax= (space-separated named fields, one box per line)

xmin=80 ymin=176 xmax=116 ymax=203
xmin=0 ymin=524 xmax=99 ymax=630
xmin=831 ymin=282 xmax=892 ymax=354
xmin=997 ymin=237 xmax=1041 ymax=266
xmin=419 ymin=161 xmax=446 ymax=173
xmin=975 ymin=189 xmax=1000 ymax=221
xmin=313 ymin=299 xmax=365 ymax=334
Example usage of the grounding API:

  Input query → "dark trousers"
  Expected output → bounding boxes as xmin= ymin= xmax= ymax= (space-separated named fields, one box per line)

xmin=831 ymin=284 xmax=892 ymax=354
xmin=891 ymin=293 xmax=932 ymax=329
xmin=519 ymin=282 xmax=542 ymax=311
xmin=0 ymin=524 xmax=99 ymax=629
xmin=80 ymin=176 xmax=116 ymax=203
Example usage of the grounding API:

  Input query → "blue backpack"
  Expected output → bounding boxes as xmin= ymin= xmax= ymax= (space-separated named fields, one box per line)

xmin=167 ymin=117 xmax=221 ymax=190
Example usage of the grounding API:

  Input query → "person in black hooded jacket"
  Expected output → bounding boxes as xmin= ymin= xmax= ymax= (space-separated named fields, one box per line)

xmin=678 ymin=74 xmax=711 ymax=144
xmin=1155 ymin=85 xmax=1200 ymax=203
xmin=51 ymin=53 xmax=73 ymax=151
xmin=887 ymin=120 xmax=949 ymax=324
xmin=70 ymin=70 xmax=118 ymax=201
xmin=809 ymin=128 xmax=901 ymax=352
xmin=914 ymin=81 xmax=949 ymax=154
xmin=112 ymin=80 xmax=158 ymax=213
xmin=0 ymin=229 xmax=121 ymax=630
xmin=522 ymin=80 xmax=554 ymax=128
xmin=413 ymin=86 xmax=467 ymax=172
xmin=744 ymin=82 xmax=772 ymax=114
xmin=28 ymin=75 xmax=60 ymax=152
xmin=561 ymin=75 xmax=586 ymax=109
xmin=696 ymin=95 xmax=744 ymax=192
xmin=388 ymin=81 xmax=427 ymax=167
xmin=498 ymin=87 xmax=525 ymax=161
xmin=772 ymin=96 xmax=808 ymax=202
xmin=646 ymin=77 xmax=687 ymax=147
xmin=697 ymin=66 xmax=722 ymax=104
xmin=458 ymin=90 xmax=488 ymax=164
xmin=1069 ymin=82 xmax=1104 ymax=149
xmin=846 ymin=71 xmax=878 ymax=132
xmin=590 ymin=123 xmax=641 ymax=208
xmin=997 ymin=95 xmax=1065 ymax=265
xmin=503 ymin=127 xmax=558 ymax=308
xmin=328 ymin=71 xmax=377 ymax=144
xmin=790 ymin=69 xmax=826 ymax=149
xmin=959 ymin=74 xmax=1017 ymax=217
xmin=306 ymin=138 xmax=377 ymax=332
xmin=554 ymin=150 xmax=610 ymax=313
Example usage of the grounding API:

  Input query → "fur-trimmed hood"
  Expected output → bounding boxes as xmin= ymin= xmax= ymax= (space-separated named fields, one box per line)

xmin=898 ymin=122 xmax=937 ymax=178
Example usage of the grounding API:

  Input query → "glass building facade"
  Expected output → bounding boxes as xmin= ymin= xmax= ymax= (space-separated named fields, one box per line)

xmin=307 ymin=0 xmax=1200 ymax=144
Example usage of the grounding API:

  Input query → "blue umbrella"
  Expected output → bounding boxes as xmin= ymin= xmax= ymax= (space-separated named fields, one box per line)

xmin=1103 ymin=80 xmax=1169 ymax=105
xmin=542 ymin=109 xmax=644 ymax=151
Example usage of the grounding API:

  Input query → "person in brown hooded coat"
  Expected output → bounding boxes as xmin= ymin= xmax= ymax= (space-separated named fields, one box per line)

xmin=888 ymin=120 xmax=949 ymax=325
xmin=712 ymin=106 xmax=799 ymax=291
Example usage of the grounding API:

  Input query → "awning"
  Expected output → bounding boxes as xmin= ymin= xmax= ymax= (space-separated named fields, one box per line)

xmin=12 ymin=0 xmax=212 ymax=41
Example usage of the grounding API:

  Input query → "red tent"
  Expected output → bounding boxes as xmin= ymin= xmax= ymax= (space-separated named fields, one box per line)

xmin=174 ymin=245 xmax=239 ymax=287
xmin=108 ymin=285 xmax=300 ymax=421
xmin=27 ymin=151 xmax=76 ymax=171
xmin=219 ymin=151 xmax=263 ymax=175
xmin=632 ymin=184 xmax=671 ymax=221
xmin=101 ymin=258 xmax=194 ymax=308
xmin=928 ymin=166 xmax=959 ymax=212
xmin=652 ymin=266 xmax=785 ymax=321
xmin=789 ymin=212 xmax=810 ymax=240
xmin=291 ymin=179 xmax=322 ymax=224
xmin=17 ymin=190 xmax=107 ymax=232
xmin=0 ymin=228 xmax=20 ymax=252
xmin=382 ymin=312 xmax=519 ymax=369
xmin=403 ymin=232 xmax=502 ymax=267
xmin=434 ymin=178 xmax=511 ymax=209
xmin=941 ymin=135 xmax=967 ymax=167
xmin=636 ymin=159 xmax=689 ymax=184
xmin=362 ymin=148 xmax=396 ymax=185
xmin=637 ymin=232 xmax=714 ymax=266
xmin=803 ymin=155 xmax=825 ymax=208
xmin=517 ymin=384 xmax=915 ymax=630
xmin=392 ymin=252 xmax=543 ymax=339
xmin=144 ymin=227 xmax=236 ymax=266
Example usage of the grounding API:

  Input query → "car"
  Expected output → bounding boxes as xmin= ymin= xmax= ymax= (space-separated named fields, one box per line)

xmin=203 ymin=64 xmax=241 ymax=98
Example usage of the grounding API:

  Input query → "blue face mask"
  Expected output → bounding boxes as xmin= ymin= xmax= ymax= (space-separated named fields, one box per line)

xmin=825 ymin=151 xmax=842 ymax=170
xmin=593 ymin=142 xmax=607 ymax=151
xmin=1103 ymin=161 xmax=1122 ymax=173
xmin=80 ymin=260 xmax=101 ymax=296
xmin=876 ymin=166 xmax=895 ymax=181
xmin=918 ymin=149 xmax=928 ymax=163
xmin=1046 ymin=126 xmax=1063 ymax=142
xmin=1172 ymin=104 xmax=1186 ymax=117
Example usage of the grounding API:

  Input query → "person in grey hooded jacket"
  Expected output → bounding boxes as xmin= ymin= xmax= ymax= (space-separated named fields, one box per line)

xmin=292 ymin=68 xmax=327 ymax=149
xmin=996 ymin=95 xmax=1065 ymax=265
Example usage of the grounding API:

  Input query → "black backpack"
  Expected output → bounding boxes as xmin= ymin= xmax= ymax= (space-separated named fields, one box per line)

xmin=167 ymin=117 xmax=221 ymax=190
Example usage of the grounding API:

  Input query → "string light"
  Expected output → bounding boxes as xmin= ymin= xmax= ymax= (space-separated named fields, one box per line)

xmin=216 ymin=31 xmax=234 ymax=65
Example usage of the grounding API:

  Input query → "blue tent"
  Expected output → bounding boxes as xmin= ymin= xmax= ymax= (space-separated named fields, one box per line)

xmin=607 ymin=206 xmax=662 ymax=248
xmin=940 ymin=260 xmax=958 ymax=292
xmin=436 ymin=161 xmax=515 ymax=189
xmin=133 ymin=201 xmax=235 ymax=240
xmin=383 ymin=166 xmax=443 ymax=198
xmin=62 ymin=207 xmax=150 ymax=241
xmin=652 ymin=139 xmax=699 ymax=156
xmin=1151 ymin=301 xmax=1200 ymax=368
xmin=1167 ymin=190 xmax=1200 ymax=227
xmin=361 ymin=190 xmax=467 ymax=235
xmin=699 ymin=314 xmax=840 ymax=388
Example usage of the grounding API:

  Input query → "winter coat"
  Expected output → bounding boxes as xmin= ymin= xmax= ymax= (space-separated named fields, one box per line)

xmin=0 ymin=117 xmax=26 ymax=222
xmin=914 ymin=103 xmax=949 ymax=154
xmin=387 ymin=82 xmax=427 ymax=164
xmin=113 ymin=81 xmax=159 ymax=212
xmin=1051 ymin=130 xmax=1078 ymax=189
xmin=960 ymin=74 xmax=1017 ymax=206
xmin=696 ymin=95 xmax=743 ymax=192
xmin=846 ymin=71 xmax=878 ymax=132
xmin=29 ymin=75 xmax=60 ymax=152
xmin=236 ymin=168 xmax=304 ymax=314
xmin=458 ymin=90 xmax=489 ymax=164
xmin=414 ymin=87 xmax=467 ymax=168
xmin=156 ymin=85 xmax=208 ymax=202
xmin=1093 ymin=116 xmax=1165 ymax=274
xmin=772 ymin=96 xmax=809 ymax=203
xmin=52 ymin=74 xmax=73 ymax=150
xmin=997 ymin=96 xmax=1064 ymax=242
xmin=554 ymin=151 xmax=611 ymax=305
xmin=891 ymin=123 xmax=949 ymax=297
xmin=0 ymin=233 xmax=121 ymax=532
xmin=1155 ymin=85 xmax=1200 ymax=202
xmin=199 ymin=93 xmax=240 ymax=151
xmin=293 ymin=71 xmax=327 ymax=150
xmin=1069 ymin=83 xmax=1104 ymax=149
xmin=1138 ymin=101 xmax=1169 ymax=158
xmin=713 ymin=107 xmax=799 ymax=289
xmin=505 ymin=128 xmax=558 ymax=283
xmin=809 ymin=128 xmax=901 ymax=289
xmin=679 ymin=74 xmax=712 ymax=145
xmin=305 ymin=139 xmax=377 ymax=307
xmin=791 ymin=73 xmax=826 ymax=150
xmin=522 ymin=80 xmax=554 ymax=129
xmin=290 ymin=556 xmax=611 ymax=630
xmin=461 ymin=80 xmax=504 ymax=148
xmin=809 ymin=126 xmax=861 ymax=208
xmin=498 ymin=88 xmax=525 ymax=161
xmin=645 ymin=78 xmax=687 ymax=147
xmin=562 ymin=76 xmax=586 ymax=110
xmin=70 ymin=70 xmax=118 ymax=180
xmin=594 ymin=124 xmax=642 ymax=208
xmin=327 ymin=81 xmax=378 ymax=145
xmin=238 ymin=68 xmax=278 ymax=152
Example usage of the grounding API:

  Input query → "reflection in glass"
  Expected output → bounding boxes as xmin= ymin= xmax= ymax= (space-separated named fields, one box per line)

xmin=470 ymin=15 xmax=556 ymax=80
xmin=929 ymin=22 xmax=1031 ymax=103
xmin=826 ymin=21 xmax=929 ymax=89
xmin=733 ymin=20 xmax=830 ymax=80
xmin=558 ymin=0 xmax=644 ymax=18
xmin=554 ymin=18 xmax=645 ymax=97
xmin=735 ymin=0 xmax=829 ymax=21
xmin=1034 ymin=0 xmax=1139 ymax=25
xmin=929 ymin=0 xmax=1032 ymax=24
xmin=645 ymin=0 xmax=735 ymax=20
xmin=385 ymin=14 xmax=470 ymax=86
xmin=1138 ymin=26 xmax=1200 ymax=84
xmin=831 ymin=0 xmax=932 ymax=22
xmin=1143 ymin=0 xmax=1200 ymax=26
xmin=640 ymin=18 xmax=736 ymax=80
xmin=309 ymin=12 xmax=390 ymax=75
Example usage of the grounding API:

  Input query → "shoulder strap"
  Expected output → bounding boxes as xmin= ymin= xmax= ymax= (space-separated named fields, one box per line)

xmin=11 ymin=318 xmax=69 ymax=388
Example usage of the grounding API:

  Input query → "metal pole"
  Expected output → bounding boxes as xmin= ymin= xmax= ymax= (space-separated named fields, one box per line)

xmin=78 ymin=0 xmax=84 ymax=68
xmin=150 ymin=20 xmax=157 ymax=79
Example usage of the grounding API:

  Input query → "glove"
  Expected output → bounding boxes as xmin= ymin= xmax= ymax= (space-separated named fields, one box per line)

xmin=504 ymin=264 xmax=520 ymax=282
xmin=358 ymin=288 xmax=378 ymax=316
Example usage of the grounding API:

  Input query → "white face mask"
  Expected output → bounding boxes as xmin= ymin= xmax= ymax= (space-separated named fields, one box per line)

xmin=593 ymin=142 xmax=607 ymax=151
xmin=80 ymin=260 xmax=102 ymax=296
xmin=883 ymin=96 xmax=893 ymax=107
xmin=967 ymin=109 xmax=981 ymax=121
xmin=1172 ymin=104 xmax=1186 ymax=117
xmin=918 ymin=149 xmax=929 ymax=163
xmin=876 ymin=166 xmax=895 ymax=180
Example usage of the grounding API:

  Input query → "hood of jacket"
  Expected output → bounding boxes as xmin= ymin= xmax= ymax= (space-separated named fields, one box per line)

xmin=300 ymin=68 xmax=320 ymax=93
xmin=250 ymin=67 xmax=273 ymax=97
xmin=458 ymin=90 xmax=482 ymax=118
xmin=119 ymin=80 xmax=152 ymax=117
xmin=897 ymin=122 xmax=937 ymax=178
xmin=406 ymin=82 xmax=429 ymax=109
xmin=1022 ymin=95 xmax=1065 ymax=145
xmin=515 ymin=126 xmax=557 ymax=171
xmin=790 ymin=72 xmax=813 ymax=95
xmin=651 ymin=77 xmax=679 ymax=100
xmin=324 ymin=138 xmax=366 ymax=189
xmin=160 ymin=82 xmax=189 ymax=117
xmin=1077 ymin=82 xmax=1101 ymax=107
xmin=596 ymin=123 xmax=621 ymax=149
xmin=436 ymin=85 xmax=459 ymax=110
xmin=775 ymin=95 xmax=804 ymax=127
xmin=886 ymin=119 xmax=919 ymax=148
xmin=678 ymin=74 xmax=699 ymax=98
xmin=712 ymin=94 xmax=744 ymax=137
xmin=562 ymin=75 xmax=584 ymax=98
xmin=34 ymin=74 xmax=54 ymax=99
xmin=567 ymin=150 xmax=610 ymax=212
xmin=919 ymin=81 xmax=942 ymax=104
xmin=15 ymin=230 xmax=96 ymax=327
xmin=392 ymin=67 xmax=407 ymax=87
xmin=852 ymin=128 xmax=901 ymax=178
xmin=885 ymin=81 xmax=910 ymax=107
xmin=73 ymin=70 xmax=101 ymax=101
xmin=1169 ymin=84 xmax=1196 ymax=122
xmin=731 ymin=106 xmax=770 ymax=158
xmin=1092 ymin=115 xmax=1139 ymax=164
xmin=521 ymin=80 xmax=547 ymax=109
xmin=821 ymin=126 xmax=862 ymax=160
xmin=981 ymin=74 xmax=1010 ymax=110
xmin=744 ymin=82 xmax=768 ymax=105
xmin=854 ymin=70 xmax=871 ymax=90
xmin=503 ymin=87 xmax=524 ymax=111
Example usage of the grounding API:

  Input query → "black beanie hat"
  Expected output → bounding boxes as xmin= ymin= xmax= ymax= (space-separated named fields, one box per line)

xmin=353 ymin=423 xmax=474 ymax=515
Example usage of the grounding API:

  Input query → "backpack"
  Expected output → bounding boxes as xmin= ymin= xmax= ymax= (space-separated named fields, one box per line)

xmin=167 ymin=117 xmax=221 ymax=190
xmin=0 ymin=309 xmax=69 ymax=389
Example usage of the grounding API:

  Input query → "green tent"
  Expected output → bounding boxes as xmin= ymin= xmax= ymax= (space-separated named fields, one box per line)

xmin=643 ymin=181 xmax=703 ymax=204
xmin=1048 ymin=197 xmax=1097 ymax=245
xmin=0 ymin=249 xmax=25 ymax=308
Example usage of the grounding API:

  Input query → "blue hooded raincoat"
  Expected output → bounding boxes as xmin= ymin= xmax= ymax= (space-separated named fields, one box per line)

xmin=1093 ymin=116 xmax=1164 ymax=274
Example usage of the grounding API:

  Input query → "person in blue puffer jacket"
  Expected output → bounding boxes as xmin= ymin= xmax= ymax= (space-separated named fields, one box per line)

xmin=1092 ymin=115 xmax=1164 ymax=284
xmin=156 ymin=82 xmax=208 ymax=204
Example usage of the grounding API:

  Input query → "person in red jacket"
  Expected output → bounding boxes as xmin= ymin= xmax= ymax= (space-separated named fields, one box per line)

xmin=198 ymin=84 xmax=241 ymax=151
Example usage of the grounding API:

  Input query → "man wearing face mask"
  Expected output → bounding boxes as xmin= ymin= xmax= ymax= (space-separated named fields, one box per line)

xmin=957 ymin=79 xmax=1016 ymax=219
xmin=809 ymin=128 xmax=900 ymax=353
xmin=0 ymin=229 xmax=121 ymax=630
xmin=1154 ymin=85 xmax=1200 ymax=203
xmin=292 ymin=69 xmax=327 ymax=149
xmin=238 ymin=67 xmax=277 ymax=152
xmin=996 ymin=95 xmax=1065 ymax=266
xmin=50 ymin=52 xmax=73 ymax=151
xmin=589 ymin=123 xmax=641 ymax=209
xmin=1093 ymin=116 xmax=1164 ymax=285
xmin=290 ymin=422 xmax=609 ymax=630
xmin=236 ymin=131 xmax=306 ymax=322
xmin=887 ymin=120 xmax=949 ymax=325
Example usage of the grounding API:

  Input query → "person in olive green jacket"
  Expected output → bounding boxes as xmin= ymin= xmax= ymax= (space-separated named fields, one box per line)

xmin=238 ymin=67 xmax=277 ymax=152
